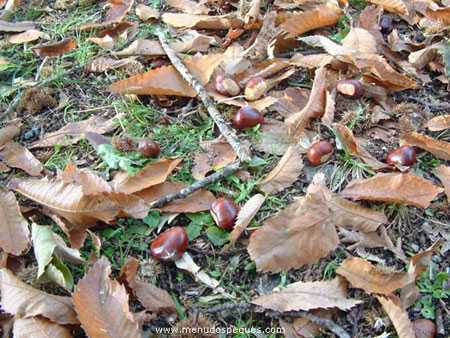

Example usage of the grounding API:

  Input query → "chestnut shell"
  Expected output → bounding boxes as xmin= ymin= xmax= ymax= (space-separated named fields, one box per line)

xmin=210 ymin=198 xmax=240 ymax=231
xmin=150 ymin=226 xmax=188 ymax=261
xmin=232 ymin=106 xmax=264 ymax=130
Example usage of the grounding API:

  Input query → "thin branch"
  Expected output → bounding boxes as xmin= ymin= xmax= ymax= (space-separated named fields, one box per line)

xmin=156 ymin=31 xmax=251 ymax=163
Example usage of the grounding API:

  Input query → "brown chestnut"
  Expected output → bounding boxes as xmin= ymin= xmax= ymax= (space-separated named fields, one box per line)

xmin=210 ymin=198 xmax=240 ymax=231
xmin=232 ymin=106 xmax=264 ymax=130
xmin=336 ymin=80 xmax=364 ymax=98
xmin=379 ymin=15 xmax=393 ymax=35
xmin=137 ymin=139 xmax=160 ymax=158
xmin=150 ymin=226 xmax=188 ymax=261
xmin=386 ymin=145 xmax=416 ymax=167
xmin=215 ymin=74 xmax=240 ymax=97
xmin=307 ymin=140 xmax=333 ymax=166
xmin=413 ymin=319 xmax=436 ymax=338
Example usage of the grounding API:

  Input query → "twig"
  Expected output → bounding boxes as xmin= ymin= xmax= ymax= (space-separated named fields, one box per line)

xmin=35 ymin=56 xmax=49 ymax=81
xmin=156 ymin=31 xmax=251 ymax=162
xmin=149 ymin=161 xmax=241 ymax=209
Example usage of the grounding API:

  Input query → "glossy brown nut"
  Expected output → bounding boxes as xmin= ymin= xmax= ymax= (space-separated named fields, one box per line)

xmin=386 ymin=145 xmax=416 ymax=167
xmin=244 ymin=76 xmax=268 ymax=101
xmin=307 ymin=140 xmax=334 ymax=166
xmin=336 ymin=80 xmax=365 ymax=98
xmin=215 ymin=74 xmax=240 ymax=97
xmin=150 ymin=226 xmax=188 ymax=261
xmin=137 ymin=139 xmax=160 ymax=158
xmin=413 ymin=319 xmax=437 ymax=338
xmin=379 ymin=15 xmax=393 ymax=34
xmin=210 ymin=198 xmax=240 ymax=231
xmin=232 ymin=106 xmax=264 ymax=130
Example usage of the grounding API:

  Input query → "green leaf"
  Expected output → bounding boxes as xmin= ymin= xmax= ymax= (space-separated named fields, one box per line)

xmin=186 ymin=222 xmax=202 ymax=241
xmin=96 ymin=144 xmax=146 ymax=175
xmin=143 ymin=211 xmax=161 ymax=229
xmin=42 ymin=256 xmax=74 ymax=291
xmin=32 ymin=224 xmax=57 ymax=278
xmin=187 ymin=212 xmax=214 ymax=226
xmin=206 ymin=226 xmax=229 ymax=247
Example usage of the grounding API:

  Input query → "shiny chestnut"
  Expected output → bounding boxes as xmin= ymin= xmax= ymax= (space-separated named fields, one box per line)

xmin=244 ymin=77 xmax=268 ymax=101
xmin=215 ymin=74 xmax=240 ymax=97
xmin=210 ymin=198 xmax=240 ymax=231
xmin=150 ymin=226 xmax=188 ymax=261
xmin=379 ymin=15 xmax=393 ymax=35
xmin=232 ymin=106 xmax=264 ymax=130
xmin=307 ymin=140 xmax=333 ymax=166
xmin=386 ymin=145 xmax=416 ymax=167
xmin=413 ymin=319 xmax=436 ymax=338
xmin=336 ymin=80 xmax=364 ymax=98
xmin=137 ymin=139 xmax=160 ymax=158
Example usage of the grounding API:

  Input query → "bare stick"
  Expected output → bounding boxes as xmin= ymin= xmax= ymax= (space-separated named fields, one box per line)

xmin=149 ymin=161 xmax=241 ymax=209
xmin=156 ymin=31 xmax=251 ymax=162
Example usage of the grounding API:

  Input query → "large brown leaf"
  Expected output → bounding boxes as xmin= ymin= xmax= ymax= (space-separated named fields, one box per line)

xmin=0 ymin=142 xmax=43 ymax=176
xmin=0 ymin=20 xmax=35 ymax=32
xmin=427 ymin=114 xmax=450 ymax=131
xmin=340 ymin=173 xmax=443 ymax=208
xmin=401 ymin=131 xmax=450 ymax=161
xmin=192 ymin=138 xmax=236 ymax=180
xmin=336 ymin=257 xmax=410 ymax=295
xmin=8 ymin=29 xmax=45 ymax=44
xmin=254 ymin=119 xmax=293 ymax=155
xmin=60 ymin=163 xmax=112 ymax=195
xmin=341 ymin=27 xmax=378 ymax=54
xmin=0 ymin=123 xmax=20 ymax=147
xmin=32 ymin=38 xmax=76 ymax=57
xmin=0 ymin=269 xmax=78 ymax=324
xmin=166 ymin=0 xmax=209 ymax=14
xmin=435 ymin=165 xmax=450 ymax=203
xmin=112 ymin=158 xmax=182 ymax=194
xmin=376 ymin=295 xmax=415 ymax=338
xmin=73 ymin=257 xmax=141 ymax=338
xmin=0 ymin=189 xmax=30 ymax=255
xmin=368 ymin=0 xmax=408 ymax=15
xmin=162 ymin=13 xmax=242 ymax=30
xmin=105 ymin=0 xmax=134 ymax=23
xmin=252 ymin=277 xmax=361 ymax=312
xmin=13 ymin=317 xmax=72 ymax=338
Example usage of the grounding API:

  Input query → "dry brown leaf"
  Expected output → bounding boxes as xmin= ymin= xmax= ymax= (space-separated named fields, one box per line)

xmin=336 ymin=257 xmax=410 ymax=295
xmin=339 ymin=228 xmax=390 ymax=250
xmin=408 ymin=43 xmax=442 ymax=69
xmin=162 ymin=13 xmax=242 ymax=30
xmin=258 ymin=145 xmax=304 ymax=194
xmin=280 ymin=4 xmax=342 ymax=38
xmin=135 ymin=4 xmax=159 ymax=20
xmin=0 ymin=189 xmax=30 ymax=255
xmin=427 ymin=115 xmax=450 ymax=131
xmin=105 ymin=0 xmax=134 ymax=23
xmin=119 ymin=257 xmax=177 ymax=315
xmin=0 ymin=20 xmax=35 ymax=32
xmin=290 ymin=53 xmax=336 ymax=69
xmin=376 ymin=295 xmax=415 ymax=338
xmin=342 ymin=27 xmax=378 ymax=54
xmin=270 ymin=87 xmax=310 ymax=118
xmin=435 ymin=165 xmax=450 ymax=203
xmin=8 ymin=29 xmax=45 ymax=43
xmin=33 ymin=38 xmax=76 ymax=57
xmin=136 ymin=181 xmax=215 ymax=213
xmin=110 ymin=54 xmax=223 ymax=97
xmin=280 ymin=310 xmax=333 ymax=338
xmin=424 ymin=7 xmax=450 ymax=25
xmin=13 ymin=317 xmax=72 ymax=338
xmin=254 ymin=119 xmax=293 ymax=155
xmin=166 ymin=0 xmax=209 ymax=14
xmin=30 ymin=115 xmax=119 ymax=149
xmin=0 ymin=142 xmax=43 ymax=176
xmin=0 ymin=123 xmax=20 ymax=147
xmin=73 ymin=257 xmax=141 ymax=338
xmin=0 ymin=269 xmax=78 ymax=324
xmin=252 ymin=277 xmax=361 ymax=312
xmin=341 ymin=173 xmax=443 ymax=208
xmin=60 ymin=163 xmax=111 ymax=195
xmin=368 ymin=0 xmax=408 ymax=15
xmin=85 ymin=56 xmax=140 ymax=73
xmin=112 ymin=158 xmax=181 ymax=194
xmin=192 ymin=138 xmax=236 ymax=180
xmin=88 ymin=35 xmax=115 ymax=49
xmin=401 ymin=131 xmax=450 ymax=161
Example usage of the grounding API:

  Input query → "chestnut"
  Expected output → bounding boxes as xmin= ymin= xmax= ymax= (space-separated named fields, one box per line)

xmin=210 ymin=198 xmax=240 ymax=231
xmin=386 ymin=145 xmax=416 ymax=167
xmin=214 ymin=74 xmax=240 ymax=97
xmin=307 ymin=140 xmax=333 ymax=166
xmin=150 ymin=226 xmax=189 ymax=261
xmin=232 ymin=106 xmax=264 ymax=130
xmin=336 ymin=80 xmax=364 ymax=98
xmin=413 ymin=319 xmax=436 ymax=338
xmin=137 ymin=139 xmax=160 ymax=158
xmin=379 ymin=15 xmax=393 ymax=35
xmin=244 ymin=76 xmax=269 ymax=101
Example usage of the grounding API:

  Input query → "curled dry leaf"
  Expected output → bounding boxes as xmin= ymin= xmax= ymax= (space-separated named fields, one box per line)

xmin=280 ymin=3 xmax=342 ymax=38
xmin=0 ymin=19 xmax=35 ymax=32
xmin=105 ymin=0 xmax=134 ymax=23
xmin=88 ymin=35 xmax=115 ymax=49
xmin=0 ymin=189 xmax=30 ymax=255
xmin=112 ymin=158 xmax=182 ymax=194
xmin=401 ymin=131 xmax=450 ymax=161
xmin=13 ymin=317 xmax=72 ymax=338
xmin=73 ymin=257 xmax=141 ymax=338
xmin=376 ymin=295 xmax=415 ymax=338
xmin=368 ymin=0 xmax=408 ymax=15
xmin=252 ymin=277 xmax=361 ymax=312
xmin=8 ymin=29 xmax=45 ymax=43
xmin=427 ymin=114 xmax=450 ymax=131
xmin=192 ymin=138 xmax=236 ymax=180
xmin=341 ymin=173 xmax=443 ymax=208
xmin=135 ymin=4 xmax=159 ymax=20
xmin=166 ymin=0 xmax=209 ymax=14
xmin=162 ymin=13 xmax=242 ymax=30
xmin=336 ymin=257 xmax=411 ymax=295
xmin=32 ymin=38 xmax=76 ymax=57
xmin=0 ymin=123 xmax=20 ymax=147
xmin=0 ymin=268 xmax=78 ymax=324
xmin=60 ymin=163 xmax=111 ymax=195
xmin=435 ymin=165 xmax=450 ymax=203
xmin=0 ymin=142 xmax=43 ymax=176
xmin=258 ymin=145 xmax=304 ymax=194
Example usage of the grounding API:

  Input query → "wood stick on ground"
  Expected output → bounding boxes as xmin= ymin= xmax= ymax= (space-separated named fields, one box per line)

xmin=149 ymin=161 xmax=241 ymax=209
xmin=156 ymin=31 xmax=251 ymax=163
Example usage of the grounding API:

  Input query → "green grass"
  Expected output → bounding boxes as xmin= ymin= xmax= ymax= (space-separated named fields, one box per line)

xmin=416 ymin=265 xmax=450 ymax=319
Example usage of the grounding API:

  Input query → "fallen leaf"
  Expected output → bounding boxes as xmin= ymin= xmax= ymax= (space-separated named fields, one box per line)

xmin=192 ymin=138 xmax=236 ymax=180
xmin=0 ymin=19 xmax=35 ymax=32
xmin=166 ymin=0 xmax=209 ymax=14
xmin=279 ymin=310 xmax=333 ymax=338
xmin=368 ymin=0 xmax=408 ymax=15
xmin=342 ymin=27 xmax=378 ymax=54
xmin=254 ymin=119 xmax=293 ymax=155
xmin=435 ymin=165 xmax=450 ymax=202
xmin=0 ymin=123 xmax=20 ymax=147
xmin=105 ymin=0 xmax=134 ymax=23
xmin=162 ymin=13 xmax=242 ymax=30
xmin=135 ymin=4 xmax=159 ymax=20
xmin=88 ymin=35 xmax=115 ymax=49
xmin=376 ymin=295 xmax=415 ymax=338
xmin=73 ymin=257 xmax=142 ymax=338
xmin=0 ymin=268 xmax=78 ymax=324
xmin=427 ymin=115 xmax=450 ymax=131
xmin=341 ymin=173 xmax=443 ymax=208
xmin=85 ymin=56 xmax=141 ymax=73
xmin=401 ymin=131 xmax=450 ymax=161
xmin=13 ymin=317 xmax=72 ymax=338
xmin=258 ymin=145 xmax=304 ymax=193
xmin=112 ymin=158 xmax=182 ymax=194
xmin=252 ymin=277 xmax=361 ymax=312
xmin=0 ymin=189 xmax=30 ymax=255
xmin=8 ymin=29 xmax=45 ymax=43
xmin=280 ymin=4 xmax=342 ymax=38
xmin=60 ymin=163 xmax=111 ymax=195
xmin=0 ymin=142 xmax=43 ymax=176
xmin=32 ymin=38 xmax=76 ymax=57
